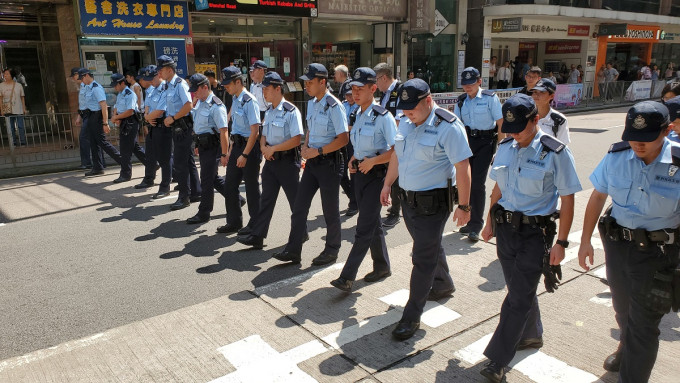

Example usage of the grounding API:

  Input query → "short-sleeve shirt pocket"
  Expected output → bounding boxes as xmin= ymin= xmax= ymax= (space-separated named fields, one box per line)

xmin=414 ymin=134 xmax=438 ymax=161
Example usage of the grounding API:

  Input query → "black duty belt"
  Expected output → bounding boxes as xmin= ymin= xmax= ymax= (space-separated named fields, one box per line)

xmin=494 ymin=207 xmax=559 ymax=227
xmin=352 ymin=160 xmax=387 ymax=177
xmin=272 ymin=147 xmax=300 ymax=160
xmin=231 ymin=134 xmax=250 ymax=146
xmin=607 ymin=223 xmax=677 ymax=245
xmin=465 ymin=126 xmax=497 ymax=139
xmin=399 ymin=187 xmax=447 ymax=207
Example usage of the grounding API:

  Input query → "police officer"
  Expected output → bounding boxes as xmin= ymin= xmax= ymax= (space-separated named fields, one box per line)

xmin=249 ymin=60 xmax=269 ymax=121
xmin=142 ymin=65 xmax=173 ymax=200
xmin=665 ymin=96 xmax=680 ymax=143
xmin=273 ymin=63 xmax=348 ymax=265
xmin=237 ymin=72 xmax=305 ymax=249
xmin=374 ymin=62 xmax=403 ymax=228
xmin=217 ymin=66 xmax=261 ymax=234
xmin=453 ymin=67 xmax=503 ymax=242
xmin=578 ymin=101 xmax=679 ymax=383
xmin=157 ymin=55 xmax=201 ymax=210
xmin=531 ymin=78 xmax=570 ymax=145
xmin=330 ymin=67 xmax=396 ymax=292
xmin=73 ymin=67 xmax=94 ymax=169
xmin=134 ymin=66 xmax=160 ymax=190
xmin=79 ymin=68 xmax=122 ymax=177
xmin=340 ymin=81 xmax=359 ymax=216
xmin=479 ymin=94 xmax=581 ymax=383
xmin=380 ymin=79 xmax=472 ymax=340
xmin=186 ymin=74 xmax=229 ymax=224
xmin=109 ymin=73 xmax=146 ymax=183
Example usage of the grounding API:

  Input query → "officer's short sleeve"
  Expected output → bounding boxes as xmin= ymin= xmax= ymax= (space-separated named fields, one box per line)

xmin=93 ymin=86 xmax=106 ymax=103
xmin=289 ymin=109 xmax=304 ymax=137
xmin=490 ymin=95 xmax=503 ymax=121
xmin=382 ymin=113 xmax=398 ymax=148
xmin=553 ymin=147 xmax=582 ymax=195
xmin=442 ymin=119 xmax=472 ymax=164
xmin=589 ymin=154 xmax=610 ymax=195
xmin=331 ymin=101 xmax=348 ymax=135
xmin=244 ymin=97 xmax=261 ymax=126
xmin=177 ymin=81 xmax=192 ymax=106
xmin=126 ymin=92 xmax=137 ymax=111
xmin=213 ymin=104 xmax=228 ymax=129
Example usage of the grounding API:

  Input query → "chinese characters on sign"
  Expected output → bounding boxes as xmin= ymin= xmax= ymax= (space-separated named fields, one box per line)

xmin=154 ymin=40 xmax=188 ymax=76
xmin=409 ymin=0 xmax=432 ymax=34
xmin=79 ymin=0 xmax=189 ymax=36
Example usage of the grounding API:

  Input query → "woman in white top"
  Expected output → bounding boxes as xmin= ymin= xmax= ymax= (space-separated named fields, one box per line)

xmin=0 ymin=67 xmax=27 ymax=146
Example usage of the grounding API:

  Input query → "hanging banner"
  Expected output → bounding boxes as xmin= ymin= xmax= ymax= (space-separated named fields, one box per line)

xmin=154 ymin=40 xmax=188 ymax=77
xmin=79 ymin=0 xmax=190 ymax=36
xmin=625 ymin=80 xmax=652 ymax=101
xmin=554 ymin=84 xmax=583 ymax=108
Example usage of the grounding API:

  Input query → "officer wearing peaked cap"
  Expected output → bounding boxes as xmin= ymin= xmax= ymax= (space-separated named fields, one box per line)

xmin=273 ymin=63 xmax=349 ymax=265
xmin=186 ymin=73 xmax=229 ymax=224
xmin=157 ymin=55 xmax=202 ymax=210
xmin=664 ymin=96 xmax=680 ymax=143
xmin=381 ymin=78 xmax=472 ymax=341
xmin=454 ymin=66 xmax=504 ymax=243
xmin=340 ymin=80 xmax=359 ymax=216
xmin=531 ymin=78 xmax=571 ymax=145
xmin=143 ymin=65 xmax=173 ymax=199
xmin=134 ymin=66 xmax=161 ymax=190
xmin=110 ymin=72 xmax=147 ymax=184
xmin=479 ymin=93 xmax=581 ymax=383
xmin=578 ymin=101 xmax=680 ymax=383
xmin=237 ymin=71 xmax=305 ymax=249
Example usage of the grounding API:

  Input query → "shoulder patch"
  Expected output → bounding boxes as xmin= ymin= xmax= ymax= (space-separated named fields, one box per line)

xmin=124 ymin=88 xmax=132 ymax=95
xmin=608 ymin=141 xmax=631 ymax=153
xmin=282 ymin=101 xmax=296 ymax=112
xmin=326 ymin=96 xmax=338 ymax=107
xmin=499 ymin=137 xmax=514 ymax=145
xmin=540 ymin=135 xmax=566 ymax=153
xmin=242 ymin=93 xmax=252 ymax=103
xmin=211 ymin=95 xmax=223 ymax=105
xmin=372 ymin=105 xmax=389 ymax=116
xmin=174 ymin=77 xmax=183 ymax=85
xmin=434 ymin=108 xmax=456 ymax=124
xmin=92 ymin=82 xmax=99 ymax=87
xmin=550 ymin=112 xmax=566 ymax=126
xmin=481 ymin=90 xmax=496 ymax=97
xmin=672 ymin=145 xmax=680 ymax=166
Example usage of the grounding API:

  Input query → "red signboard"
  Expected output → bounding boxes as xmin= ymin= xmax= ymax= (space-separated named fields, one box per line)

xmin=545 ymin=41 xmax=582 ymax=54
xmin=519 ymin=42 xmax=537 ymax=49
xmin=568 ymin=25 xmax=590 ymax=37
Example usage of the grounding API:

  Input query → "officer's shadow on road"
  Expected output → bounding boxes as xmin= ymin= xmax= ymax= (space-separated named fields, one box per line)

xmin=160 ymin=232 xmax=235 ymax=260
xmin=135 ymin=218 xmax=209 ymax=241
xmin=99 ymin=202 xmax=175 ymax=223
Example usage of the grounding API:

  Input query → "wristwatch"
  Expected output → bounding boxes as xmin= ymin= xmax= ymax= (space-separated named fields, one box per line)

xmin=318 ymin=147 xmax=324 ymax=156
xmin=220 ymin=154 xmax=227 ymax=158
xmin=555 ymin=239 xmax=569 ymax=248
xmin=240 ymin=153 xmax=249 ymax=159
xmin=457 ymin=204 xmax=471 ymax=212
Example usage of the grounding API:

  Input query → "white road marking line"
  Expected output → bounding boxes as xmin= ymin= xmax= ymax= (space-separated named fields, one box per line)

xmin=562 ymin=231 xmax=603 ymax=265
xmin=0 ymin=223 xmax=5 ymax=227
xmin=454 ymin=334 xmax=604 ymax=383
xmin=589 ymin=288 xmax=612 ymax=307
xmin=379 ymin=289 xmax=462 ymax=328
xmin=254 ymin=263 xmax=344 ymax=296
xmin=593 ymin=266 xmax=607 ymax=280
xmin=321 ymin=309 xmax=403 ymax=349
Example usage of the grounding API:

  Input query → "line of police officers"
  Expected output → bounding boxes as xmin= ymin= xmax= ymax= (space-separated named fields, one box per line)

xmin=78 ymin=57 xmax=678 ymax=383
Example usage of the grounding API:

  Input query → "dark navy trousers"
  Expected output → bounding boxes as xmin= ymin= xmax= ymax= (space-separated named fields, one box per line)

xmin=118 ymin=119 xmax=146 ymax=180
xmin=339 ymin=143 xmax=357 ymax=210
xmin=251 ymin=155 xmax=301 ymax=238
xmin=467 ymin=135 xmax=495 ymax=232
xmin=340 ymin=169 xmax=390 ymax=281
xmin=197 ymin=144 xmax=225 ymax=215
xmin=400 ymin=199 xmax=453 ymax=322
xmin=79 ymin=114 xmax=93 ymax=167
xmin=141 ymin=126 xmax=157 ymax=184
xmin=284 ymin=153 xmax=343 ymax=256
xmin=88 ymin=110 xmax=121 ymax=171
xmin=483 ymin=222 xmax=545 ymax=367
xmin=172 ymin=126 xmax=200 ymax=200
xmin=152 ymin=126 xmax=173 ymax=193
xmin=600 ymin=224 xmax=679 ymax=383
xmin=224 ymin=136 xmax=262 ymax=228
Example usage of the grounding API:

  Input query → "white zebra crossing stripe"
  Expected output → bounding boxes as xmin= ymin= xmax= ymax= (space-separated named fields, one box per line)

xmin=379 ymin=289 xmax=462 ymax=328
xmin=589 ymin=288 xmax=612 ymax=307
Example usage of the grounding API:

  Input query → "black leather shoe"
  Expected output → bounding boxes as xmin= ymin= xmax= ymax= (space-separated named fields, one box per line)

xmin=237 ymin=226 xmax=252 ymax=236
xmin=272 ymin=251 xmax=301 ymax=264
xmin=189 ymin=195 xmax=201 ymax=203
xmin=364 ymin=270 xmax=391 ymax=283
xmin=392 ymin=321 xmax=420 ymax=340
xmin=236 ymin=235 xmax=263 ymax=249
xmin=459 ymin=225 xmax=471 ymax=234
xmin=186 ymin=214 xmax=210 ymax=224
xmin=382 ymin=214 xmax=400 ymax=228
xmin=427 ymin=287 xmax=455 ymax=301
xmin=303 ymin=232 xmax=310 ymax=242
xmin=216 ymin=224 xmax=242 ymax=234
xmin=517 ymin=337 xmax=544 ymax=350
xmin=312 ymin=251 xmax=338 ymax=266
xmin=480 ymin=361 xmax=506 ymax=383
xmin=603 ymin=346 xmax=622 ymax=372
xmin=113 ymin=177 xmax=131 ymax=184
xmin=330 ymin=277 xmax=353 ymax=292
xmin=151 ymin=191 xmax=170 ymax=199
xmin=345 ymin=208 xmax=358 ymax=217
xmin=134 ymin=181 xmax=154 ymax=189
xmin=468 ymin=231 xmax=481 ymax=242
xmin=239 ymin=195 xmax=246 ymax=207
xmin=84 ymin=170 xmax=105 ymax=177
xmin=170 ymin=198 xmax=190 ymax=211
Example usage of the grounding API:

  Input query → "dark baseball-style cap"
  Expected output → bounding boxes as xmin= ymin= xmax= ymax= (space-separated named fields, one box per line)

xmin=110 ymin=73 xmax=125 ymax=87
xmin=663 ymin=96 xmax=680 ymax=121
xmin=397 ymin=79 xmax=431 ymax=110
xmin=501 ymin=93 xmax=538 ymax=133
xmin=531 ymin=78 xmax=556 ymax=94
xmin=156 ymin=55 xmax=176 ymax=69
xmin=71 ymin=67 xmax=82 ymax=77
xmin=340 ymin=81 xmax=352 ymax=98
xmin=142 ymin=65 xmax=159 ymax=81
xmin=188 ymin=73 xmax=210 ymax=92
xmin=77 ymin=68 xmax=91 ymax=79
xmin=221 ymin=66 xmax=243 ymax=85
xmin=622 ymin=101 xmax=670 ymax=142
xmin=348 ymin=67 xmax=377 ymax=87
xmin=262 ymin=71 xmax=285 ymax=87
xmin=250 ymin=60 xmax=268 ymax=70
xmin=461 ymin=67 xmax=481 ymax=85
xmin=299 ymin=63 xmax=328 ymax=81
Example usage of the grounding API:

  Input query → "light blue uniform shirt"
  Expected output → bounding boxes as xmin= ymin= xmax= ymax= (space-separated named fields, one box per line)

xmin=114 ymin=86 xmax=138 ymax=114
xmin=453 ymin=87 xmax=503 ymax=130
xmin=306 ymin=91 xmax=348 ymax=148
xmin=165 ymin=74 xmax=191 ymax=117
xmin=262 ymin=100 xmax=304 ymax=146
xmin=144 ymin=85 xmax=155 ymax=108
xmin=78 ymin=83 xmax=86 ymax=110
xmin=191 ymin=92 xmax=228 ymax=135
xmin=343 ymin=101 xmax=359 ymax=124
xmin=669 ymin=131 xmax=680 ymax=143
xmin=84 ymin=81 xmax=106 ymax=111
xmin=350 ymin=103 xmax=397 ymax=160
xmin=147 ymin=82 xmax=166 ymax=114
xmin=491 ymin=130 xmax=582 ymax=216
xmin=231 ymin=88 xmax=260 ymax=137
xmin=395 ymin=107 xmax=472 ymax=191
xmin=590 ymin=138 xmax=680 ymax=231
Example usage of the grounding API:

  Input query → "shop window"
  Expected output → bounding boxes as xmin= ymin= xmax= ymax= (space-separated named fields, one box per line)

xmin=409 ymin=34 xmax=456 ymax=92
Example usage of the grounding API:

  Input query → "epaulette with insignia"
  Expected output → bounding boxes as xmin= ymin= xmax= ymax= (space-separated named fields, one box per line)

xmin=671 ymin=145 xmax=680 ymax=166
xmin=124 ymin=88 xmax=132 ymax=95
xmin=242 ymin=93 xmax=252 ymax=102
xmin=499 ymin=137 xmax=513 ymax=145
xmin=550 ymin=112 xmax=565 ymax=127
xmin=282 ymin=101 xmax=295 ymax=112
xmin=608 ymin=141 xmax=631 ymax=153
xmin=211 ymin=95 xmax=223 ymax=105
xmin=434 ymin=108 xmax=456 ymax=124
xmin=92 ymin=82 xmax=99 ymax=87
xmin=174 ymin=77 xmax=183 ymax=85
xmin=372 ymin=105 xmax=389 ymax=116
xmin=540 ymin=135 xmax=566 ymax=153
xmin=326 ymin=96 xmax=338 ymax=107
xmin=481 ymin=90 xmax=496 ymax=97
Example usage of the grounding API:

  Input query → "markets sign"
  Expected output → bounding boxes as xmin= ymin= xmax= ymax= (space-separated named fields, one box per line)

xmin=491 ymin=18 xmax=522 ymax=33
xmin=202 ymin=0 xmax=317 ymax=17
xmin=79 ymin=0 xmax=190 ymax=36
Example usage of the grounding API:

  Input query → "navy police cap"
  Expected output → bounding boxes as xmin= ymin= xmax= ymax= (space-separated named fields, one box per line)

xmin=250 ymin=60 xmax=268 ymax=70
xmin=110 ymin=73 xmax=125 ymax=87
xmin=77 ymin=68 xmax=91 ymax=79
xmin=300 ymin=63 xmax=328 ymax=81
xmin=348 ymin=67 xmax=377 ymax=87
xmin=501 ymin=93 xmax=538 ymax=133
xmin=188 ymin=73 xmax=210 ymax=92
xmin=531 ymin=78 xmax=556 ymax=94
xmin=262 ymin=71 xmax=285 ymax=87
xmin=156 ymin=55 xmax=176 ymax=69
xmin=397 ymin=79 xmax=431 ymax=110
xmin=71 ymin=67 xmax=81 ymax=77
xmin=622 ymin=101 xmax=670 ymax=142
xmin=461 ymin=67 xmax=481 ymax=85
xmin=142 ymin=65 xmax=159 ymax=81
xmin=663 ymin=96 xmax=680 ymax=122
xmin=221 ymin=66 xmax=243 ymax=85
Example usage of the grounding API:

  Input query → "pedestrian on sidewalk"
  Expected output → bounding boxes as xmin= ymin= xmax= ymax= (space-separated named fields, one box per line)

xmin=578 ymin=101 xmax=679 ymax=382
xmin=496 ymin=61 xmax=511 ymax=90
xmin=479 ymin=94 xmax=581 ymax=383
xmin=236 ymin=71 xmax=305 ymax=249
xmin=381 ymin=78 xmax=472 ymax=341
xmin=329 ymin=67 xmax=397 ymax=292
xmin=0 ymin=67 xmax=28 ymax=146
xmin=604 ymin=62 xmax=619 ymax=101
xmin=531 ymin=79 xmax=570 ymax=145
xmin=143 ymin=65 xmax=173 ymax=200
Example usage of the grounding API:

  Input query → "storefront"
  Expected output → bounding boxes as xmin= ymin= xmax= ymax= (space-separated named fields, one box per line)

xmin=595 ymin=24 xmax=660 ymax=82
